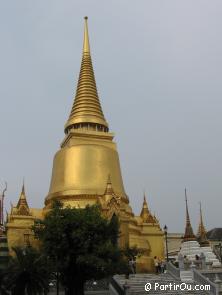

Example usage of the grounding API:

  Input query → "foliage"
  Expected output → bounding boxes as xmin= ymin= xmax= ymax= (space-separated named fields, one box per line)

xmin=33 ymin=202 xmax=127 ymax=295
xmin=122 ymin=245 xmax=144 ymax=260
xmin=0 ymin=269 xmax=9 ymax=295
xmin=108 ymin=214 xmax=119 ymax=246
xmin=5 ymin=246 xmax=51 ymax=295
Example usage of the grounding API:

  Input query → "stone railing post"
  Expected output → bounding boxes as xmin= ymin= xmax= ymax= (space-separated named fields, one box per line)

xmin=200 ymin=252 xmax=206 ymax=270
xmin=123 ymin=280 xmax=130 ymax=295
xmin=190 ymin=262 xmax=196 ymax=281
xmin=214 ymin=274 xmax=222 ymax=295
xmin=178 ymin=253 xmax=184 ymax=270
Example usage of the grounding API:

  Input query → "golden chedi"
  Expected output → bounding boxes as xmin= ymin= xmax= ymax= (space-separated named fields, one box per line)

xmin=45 ymin=17 xmax=126 ymax=206
xmin=6 ymin=17 xmax=164 ymax=272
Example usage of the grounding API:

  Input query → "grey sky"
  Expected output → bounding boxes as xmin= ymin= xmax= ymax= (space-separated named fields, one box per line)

xmin=0 ymin=0 xmax=222 ymax=232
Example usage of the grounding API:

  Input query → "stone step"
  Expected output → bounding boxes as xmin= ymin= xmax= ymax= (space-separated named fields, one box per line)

xmin=114 ymin=274 xmax=210 ymax=295
xmin=180 ymin=270 xmax=193 ymax=282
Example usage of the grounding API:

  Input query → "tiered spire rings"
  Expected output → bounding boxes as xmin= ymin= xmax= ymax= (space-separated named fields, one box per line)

xmin=197 ymin=202 xmax=210 ymax=246
xmin=183 ymin=188 xmax=196 ymax=242
xmin=65 ymin=17 xmax=109 ymax=134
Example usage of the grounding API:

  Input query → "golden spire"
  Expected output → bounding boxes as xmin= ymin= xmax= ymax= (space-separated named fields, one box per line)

xmin=183 ymin=188 xmax=196 ymax=242
xmin=21 ymin=178 xmax=25 ymax=195
xmin=197 ymin=202 xmax=210 ymax=246
xmin=16 ymin=181 xmax=30 ymax=216
xmin=140 ymin=194 xmax=155 ymax=223
xmin=65 ymin=17 xmax=108 ymax=133
xmin=83 ymin=16 xmax=90 ymax=53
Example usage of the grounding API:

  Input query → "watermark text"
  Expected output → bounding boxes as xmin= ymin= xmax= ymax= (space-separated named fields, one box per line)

xmin=145 ymin=282 xmax=211 ymax=292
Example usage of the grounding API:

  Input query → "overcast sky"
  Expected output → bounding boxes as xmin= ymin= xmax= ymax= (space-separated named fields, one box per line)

xmin=0 ymin=0 xmax=222 ymax=232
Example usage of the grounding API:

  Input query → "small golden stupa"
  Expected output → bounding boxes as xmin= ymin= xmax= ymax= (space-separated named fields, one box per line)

xmin=6 ymin=17 xmax=164 ymax=272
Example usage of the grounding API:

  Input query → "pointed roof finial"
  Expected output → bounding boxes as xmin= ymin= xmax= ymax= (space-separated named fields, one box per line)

xmin=16 ymin=181 xmax=29 ymax=210
xmin=199 ymin=202 xmax=203 ymax=226
xmin=185 ymin=188 xmax=190 ymax=222
xmin=140 ymin=193 xmax=155 ymax=223
xmin=143 ymin=192 xmax=148 ymax=209
xmin=143 ymin=190 xmax=146 ymax=202
xmin=83 ymin=16 xmax=90 ymax=53
xmin=197 ymin=202 xmax=209 ymax=246
xmin=22 ymin=177 xmax=25 ymax=195
xmin=183 ymin=188 xmax=196 ymax=242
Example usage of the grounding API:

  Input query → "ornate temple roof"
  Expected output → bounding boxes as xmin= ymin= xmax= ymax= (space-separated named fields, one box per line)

xmin=183 ymin=189 xmax=196 ymax=242
xmin=64 ymin=17 xmax=108 ymax=133
xmin=140 ymin=194 xmax=156 ymax=224
xmin=15 ymin=182 xmax=30 ymax=216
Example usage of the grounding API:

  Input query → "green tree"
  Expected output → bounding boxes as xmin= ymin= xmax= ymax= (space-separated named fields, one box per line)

xmin=123 ymin=245 xmax=144 ymax=260
xmin=5 ymin=246 xmax=51 ymax=295
xmin=33 ymin=202 xmax=127 ymax=295
xmin=0 ymin=270 xmax=9 ymax=295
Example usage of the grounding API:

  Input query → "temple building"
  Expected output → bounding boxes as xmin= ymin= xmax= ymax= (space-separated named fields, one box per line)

xmin=5 ymin=17 xmax=164 ymax=272
xmin=6 ymin=182 xmax=42 ymax=251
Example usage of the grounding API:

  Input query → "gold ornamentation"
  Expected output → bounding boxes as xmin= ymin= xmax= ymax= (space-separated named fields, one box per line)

xmin=6 ymin=18 xmax=165 ymax=271
xmin=140 ymin=194 xmax=156 ymax=224
xmin=197 ymin=202 xmax=209 ymax=246
xmin=183 ymin=189 xmax=196 ymax=242
xmin=64 ymin=16 xmax=108 ymax=133
xmin=16 ymin=183 xmax=31 ymax=215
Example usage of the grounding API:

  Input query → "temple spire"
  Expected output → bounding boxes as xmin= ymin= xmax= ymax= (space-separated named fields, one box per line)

xmin=140 ymin=194 xmax=155 ymax=223
xmin=143 ymin=193 xmax=148 ymax=208
xmin=183 ymin=188 xmax=196 ymax=242
xmin=22 ymin=178 xmax=25 ymax=195
xmin=197 ymin=202 xmax=209 ymax=246
xmin=16 ymin=181 xmax=30 ymax=215
xmin=83 ymin=16 xmax=90 ymax=53
xmin=65 ymin=17 xmax=108 ymax=134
